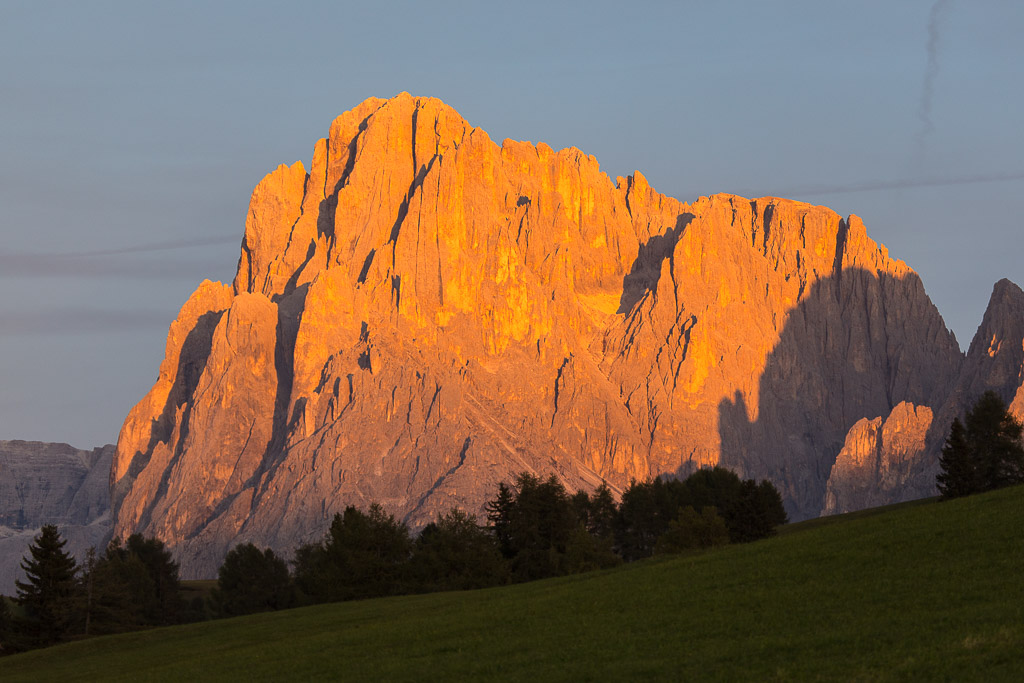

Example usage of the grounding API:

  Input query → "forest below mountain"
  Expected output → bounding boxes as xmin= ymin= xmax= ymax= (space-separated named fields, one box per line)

xmin=2 ymin=482 xmax=1021 ymax=680
xmin=1 ymin=467 xmax=785 ymax=653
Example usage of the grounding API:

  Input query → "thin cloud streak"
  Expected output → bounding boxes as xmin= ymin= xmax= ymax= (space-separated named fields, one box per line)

xmin=0 ymin=308 xmax=172 ymax=336
xmin=75 ymin=234 xmax=240 ymax=256
xmin=746 ymin=170 xmax=1024 ymax=199
xmin=0 ymin=234 xmax=239 ymax=280
xmin=0 ymin=251 xmax=231 ymax=280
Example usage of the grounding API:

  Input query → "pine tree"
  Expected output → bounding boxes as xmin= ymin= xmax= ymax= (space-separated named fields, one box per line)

xmin=937 ymin=418 xmax=976 ymax=499
xmin=293 ymin=504 xmax=412 ymax=602
xmin=211 ymin=544 xmax=293 ymax=616
xmin=409 ymin=508 xmax=507 ymax=591
xmin=15 ymin=525 xmax=80 ymax=646
xmin=938 ymin=391 xmax=1024 ymax=499
xmin=485 ymin=482 xmax=515 ymax=558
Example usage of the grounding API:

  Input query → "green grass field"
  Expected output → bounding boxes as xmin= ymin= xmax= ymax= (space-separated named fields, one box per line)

xmin=2 ymin=486 xmax=1022 ymax=681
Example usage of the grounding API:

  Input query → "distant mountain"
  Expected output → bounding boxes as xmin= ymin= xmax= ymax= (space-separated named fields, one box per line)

xmin=106 ymin=93 xmax=1017 ymax=578
xmin=0 ymin=440 xmax=113 ymax=592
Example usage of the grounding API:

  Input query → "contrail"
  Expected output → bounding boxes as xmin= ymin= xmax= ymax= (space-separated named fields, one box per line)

xmin=747 ymin=170 xmax=1024 ymax=199
xmin=913 ymin=0 xmax=952 ymax=170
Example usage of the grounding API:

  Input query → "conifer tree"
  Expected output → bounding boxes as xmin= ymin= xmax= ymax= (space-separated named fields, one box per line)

xmin=938 ymin=391 xmax=1024 ymax=499
xmin=211 ymin=544 xmax=293 ymax=616
xmin=937 ymin=418 xmax=976 ymax=499
xmin=15 ymin=525 xmax=80 ymax=646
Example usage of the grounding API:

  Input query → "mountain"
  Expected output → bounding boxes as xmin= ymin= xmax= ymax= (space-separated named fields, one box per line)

xmin=824 ymin=279 xmax=1024 ymax=513
xmin=0 ymin=440 xmax=113 ymax=592
xmin=110 ymin=93 xmax=995 ymax=577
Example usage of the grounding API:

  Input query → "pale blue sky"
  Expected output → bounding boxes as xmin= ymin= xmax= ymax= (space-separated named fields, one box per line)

xmin=2 ymin=0 xmax=1022 ymax=447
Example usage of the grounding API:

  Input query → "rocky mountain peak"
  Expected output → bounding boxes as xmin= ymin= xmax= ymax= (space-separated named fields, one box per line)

xmin=110 ymin=95 xmax=971 ymax=576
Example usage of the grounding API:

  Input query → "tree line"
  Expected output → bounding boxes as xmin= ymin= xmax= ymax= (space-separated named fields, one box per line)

xmin=0 ymin=466 xmax=786 ymax=654
xmin=7 ymin=385 xmax=1020 ymax=656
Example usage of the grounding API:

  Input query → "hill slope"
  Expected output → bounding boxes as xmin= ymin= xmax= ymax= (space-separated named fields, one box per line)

xmin=4 ymin=486 xmax=1022 ymax=681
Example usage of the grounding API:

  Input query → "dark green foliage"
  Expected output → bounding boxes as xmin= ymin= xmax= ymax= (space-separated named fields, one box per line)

xmin=84 ymin=535 xmax=185 ymax=634
xmin=578 ymin=483 xmax=618 ymax=542
xmin=564 ymin=483 xmax=621 ymax=572
xmin=410 ymin=509 xmax=507 ymax=591
xmin=294 ymin=504 xmax=413 ymax=602
xmin=615 ymin=477 xmax=680 ymax=561
xmin=505 ymin=473 xmax=577 ymax=581
xmin=938 ymin=391 xmax=1024 ymax=499
xmin=616 ymin=467 xmax=787 ymax=559
xmin=14 ymin=525 xmax=81 ymax=646
xmin=485 ymin=474 xmax=578 ymax=581
xmin=484 ymin=482 xmax=515 ymax=558
xmin=485 ymin=474 xmax=620 ymax=581
xmin=0 ymin=596 xmax=16 ymax=655
xmin=937 ymin=418 xmax=976 ymax=498
xmin=680 ymin=467 xmax=743 ymax=511
xmin=655 ymin=506 xmax=730 ymax=554
xmin=211 ymin=544 xmax=293 ymax=617
xmin=84 ymin=539 xmax=152 ymax=633
xmin=123 ymin=535 xmax=184 ymax=626
xmin=725 ymin=480 xmax=789 ymax=543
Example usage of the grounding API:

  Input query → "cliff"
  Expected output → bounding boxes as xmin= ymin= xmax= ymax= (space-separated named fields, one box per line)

xmin=111 ymin=94 xmax=970 ymax=576
xmin=0 ymin=440 xmax=113 ymax=592
xmin=824 ymin=279 xmax=1024 ymax=514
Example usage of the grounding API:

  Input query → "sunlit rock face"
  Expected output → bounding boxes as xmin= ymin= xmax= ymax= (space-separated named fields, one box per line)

xmin=824 ymin=279 xmax=1024 ymax=514
xmin=112 ymin=94 xmax=968 ymax=577
xmin=0 ymin=441 xmax=114 ymax=591
xmin=822 ymin=403 xmax=934 ymax=515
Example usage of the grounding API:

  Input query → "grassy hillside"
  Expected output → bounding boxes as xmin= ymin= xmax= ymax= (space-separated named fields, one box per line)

xmin=2 ymin=486 xmax=1022 ymax=681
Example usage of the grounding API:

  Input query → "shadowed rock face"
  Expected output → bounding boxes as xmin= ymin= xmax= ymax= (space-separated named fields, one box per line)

xmin=111 ymin=93 xmax=971 ymax=577
xmin=824 ymin=279 xmax=1024 ymax=514
xmin=0 ymin=441 xmax=114 ymax=592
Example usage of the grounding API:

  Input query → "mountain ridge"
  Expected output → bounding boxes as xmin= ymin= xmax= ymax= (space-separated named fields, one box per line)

xmin=0 ymin=440 xmax=114 ymax=592
xmin=104 ymin=93 xmax=1015 ymax=577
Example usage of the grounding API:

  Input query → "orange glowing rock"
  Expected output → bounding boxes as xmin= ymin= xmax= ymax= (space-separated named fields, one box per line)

xmin=112 ymin=94 xmax=978 ymax=576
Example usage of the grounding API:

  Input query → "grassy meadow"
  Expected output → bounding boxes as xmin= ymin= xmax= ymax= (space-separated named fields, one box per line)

xmin=2 ymin=486 xmax=1022 ymax=681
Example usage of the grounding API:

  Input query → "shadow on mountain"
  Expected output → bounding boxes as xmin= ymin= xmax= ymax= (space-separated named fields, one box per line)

xmin=114 ymin=309 xmax=225 ymax=521
xmin=712 ymin=264 xmax=959 ymax=521
xmin=617 ymin=212 xmax=694 ymax=314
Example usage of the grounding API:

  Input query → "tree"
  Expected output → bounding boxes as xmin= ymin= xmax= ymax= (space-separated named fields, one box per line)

xmin=84 ymin=535 xmax=184 ymax=633
xmin=410 ymin=509 xmax=507 ymax=591
xmin=211 ymin=544 xmax=293 ymax=617
xmin=15 ymin=525 xmax=81 ymax=646
xmin=725 ymin=480 xmax=788 ymax=542
xmin=294 ymin=504 xmax=413 ymax=603
xmin=936 ymin=418 xmax=976 ymax=499
xmin=86 ymin=538 xmax=153 ymax=633
xmin=615 ymin=468 xmax=786 ymax=559
xmin=123 ymin=534 xmax=184 ymax=626
xmin=566 ymin=483 xmax=621 ymax=572
xmin=0 ymin=596 xmax=15 ymax=655
xmin=615 ymin=478 xmax=680 ymax=561
xmin=579 ymin=482 xmax=618 ymax=542
xmin=654 ymin=506 xmax=729 ymax=554
xmin=485 ymin=482 xmax=516 ymax=559
xmin=489 ymin=473 xmax=580 ymax=581
xmin=938 ymin=391 xmax=1024 ymax=499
